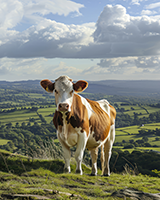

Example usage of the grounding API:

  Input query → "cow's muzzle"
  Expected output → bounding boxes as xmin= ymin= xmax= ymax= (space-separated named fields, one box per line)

xmin=58 ymin=103 xmax=69 ymax=112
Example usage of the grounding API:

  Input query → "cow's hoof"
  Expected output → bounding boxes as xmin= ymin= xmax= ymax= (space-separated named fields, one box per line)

xmin=63 ymin=168 xmax=71 ymax=174
xmin=103 ymin=174 xmax=110 ymax=177
xmin=90 ymin=173 xmax=97 ymax=176
xmin=76 ymin=169 xmax=82 ymax=175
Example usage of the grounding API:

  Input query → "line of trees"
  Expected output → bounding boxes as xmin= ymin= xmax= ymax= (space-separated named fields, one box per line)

xmin=116 ymin=110 xmax=160 ymax=128
xmin=0 ymin=120 xmax=57 ymax=155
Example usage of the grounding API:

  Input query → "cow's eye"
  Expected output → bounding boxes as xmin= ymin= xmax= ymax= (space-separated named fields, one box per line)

xmin=55 ymin=89 xmax=58 ymax=94
xmin=70 ymin=90 xmax=73 ymax=95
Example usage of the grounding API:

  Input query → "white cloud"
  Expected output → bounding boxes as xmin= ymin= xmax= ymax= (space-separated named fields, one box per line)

xmin=1 ymin=56 xmax=160 ymax=81
xmin=1 ymin=4 xmax=160 ymax=60
xmin=131 ymin=0 xmax=143 ymax=6
xmin=21 ymin=0 xmax=84 ymax=26
xmin=24 ymin=0 xmax=84 ymax=17
xmin=0 ymin=19 xmax=95 ymax=58
xmin=141 ymin=10 xmax=157 ymax=16
xmin=93 ymin=4 xmax=160 ymax=57
xmin=0 ymin=0 xmax=84 ymax=45
xmin=0 ymin=0 xmax=23 ymax=30
xmin=0 ymin=0 xmax=23 ymax=44
xmin=97 ymin=56 xmax=160 ymax=74
xmin=0 ymin=57 xmax=47 ymax=80
xmin=135 ymin=56 xmax=160 ymax=70
xmin=131 ymin=0 xmax=140 ymax=6
xmin=48 ymin=61 xmax=82 ymax=78
xmin=145 ymin=2 xmax=160 ymax=10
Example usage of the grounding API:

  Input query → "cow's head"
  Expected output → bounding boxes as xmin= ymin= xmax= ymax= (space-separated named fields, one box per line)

xmin=40 ymin=75 xmax=88 ymax=113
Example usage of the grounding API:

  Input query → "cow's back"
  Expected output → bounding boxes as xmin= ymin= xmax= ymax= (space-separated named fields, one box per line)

xmin=97 ymin=99 xmax=116 ymax=125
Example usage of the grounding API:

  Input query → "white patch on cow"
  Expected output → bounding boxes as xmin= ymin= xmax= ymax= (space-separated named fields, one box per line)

xmin=97 ymin=99 xmax=110 ymax=118
xmin=58 ymin=113 xmax=84 ymax=148
xmin=65 ymin=127 xmax=82 ymax=147
xmin=86 ymin=131 xmax=101 ymax=150
xmin=54 ymin=76 xmax=74 ymax=112
xmin=67 ymin=133 xmax=78 ymax=147
xmin=78 ymin=94 xmax=93 ymax=119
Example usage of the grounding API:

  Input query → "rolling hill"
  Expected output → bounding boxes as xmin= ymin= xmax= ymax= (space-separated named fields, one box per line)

xmin=0 ymin=79 xmax=160 ymax=97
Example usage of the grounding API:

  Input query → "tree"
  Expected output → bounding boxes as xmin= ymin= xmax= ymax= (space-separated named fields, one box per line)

xmin=21 ymin=122 xmax=26 ymax=128
xmin=133 ymin=113 xmax=139 ymax=125
xmin=142 ymin=136 xmax=148 ymax=142
xmin=6 ymin=122 xmax=12 ymax=128
xmin=15 ymin=122 xmax=19 ymax=128
xmin=8 ymin=141 xmax=15 ymax=149
xmin=144 ymin=143 xmax=152 ymax=147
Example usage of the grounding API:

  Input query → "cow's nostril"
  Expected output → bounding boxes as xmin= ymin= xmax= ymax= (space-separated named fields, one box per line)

xmin=58 ymin=103 xmax=69 ymax=111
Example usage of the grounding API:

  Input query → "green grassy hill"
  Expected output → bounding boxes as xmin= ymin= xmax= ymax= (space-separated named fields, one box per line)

xmin=0 ymin=150 xmax=160 ymax=200
xmin=1 ymin=82 xmax=160 ymax=199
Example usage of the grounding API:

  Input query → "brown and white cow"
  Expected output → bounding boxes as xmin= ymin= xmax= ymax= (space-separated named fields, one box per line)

xmin=40 ymin=75 xmax=116 ymax=176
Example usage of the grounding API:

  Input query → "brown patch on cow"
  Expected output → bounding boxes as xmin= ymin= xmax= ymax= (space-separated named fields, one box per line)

xmin=73 ymin=80 xmax=88 ymax=93
xmin=87 ymin=99 xmax=111 ymax=142
xmin=40 ymin=79 xmax=55 ymax=92
xmin=109 ymin=105 xmax=116 ymax=125
xmin=66 ymin=94 xmax=90 ymax=136
xmin=53 ymin=110 xmax=63 ymax=129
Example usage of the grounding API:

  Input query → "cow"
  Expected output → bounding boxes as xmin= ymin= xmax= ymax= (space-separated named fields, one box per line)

xmin=40 ymin=75 xmax=116 ymax=176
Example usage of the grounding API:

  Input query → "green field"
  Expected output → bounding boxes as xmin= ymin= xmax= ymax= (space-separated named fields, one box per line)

xmin=115 ymin=123 xmax=160 ymax=152
xmin=0 ymin=105 xmax=56 ymax=125
xmin=119 ymin=104 xmax=160 ymax=118
xmin=0 ymin=110 xmax=40 ymax=125
xmin=0 ymin=139 xmax=10 ymax=145
xmin=0 ymin=87 xmax=160 ymax=157
xmin=0 ymin=102 xmax=160 ymax=153
xmin=38 ymin=106 xmax=56 ymax=123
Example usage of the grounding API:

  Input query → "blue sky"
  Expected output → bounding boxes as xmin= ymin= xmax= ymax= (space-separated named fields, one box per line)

xmin=1 ymin=0 xmax=160 ymax=81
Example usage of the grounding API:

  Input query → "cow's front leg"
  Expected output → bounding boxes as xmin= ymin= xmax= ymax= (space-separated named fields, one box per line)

xmin=75 ymin=131 xmax=88 ymax=175
xmin=58 ymin=135 xmax=71 ymax=173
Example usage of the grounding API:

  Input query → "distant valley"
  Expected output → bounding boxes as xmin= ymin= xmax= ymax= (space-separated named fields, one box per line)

xmin=86 ymin=80 xmax=160 ymax=97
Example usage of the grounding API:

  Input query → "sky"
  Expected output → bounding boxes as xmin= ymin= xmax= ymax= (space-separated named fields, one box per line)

xmin=1 ymin=0 xmax=160 ymax=81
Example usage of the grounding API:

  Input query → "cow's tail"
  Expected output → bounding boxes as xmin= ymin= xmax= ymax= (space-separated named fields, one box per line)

xmin=100 ymin=144 xmax=105 ymax=175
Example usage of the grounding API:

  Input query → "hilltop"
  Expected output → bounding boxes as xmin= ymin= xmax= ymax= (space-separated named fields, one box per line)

xmin=0 ymin=150 xmax=160 ymax=200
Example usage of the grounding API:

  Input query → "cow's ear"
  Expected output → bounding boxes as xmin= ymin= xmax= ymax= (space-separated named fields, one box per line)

xmin=73 ymin=80 xmax=88 ymax=93
xmin=40 ymin=79 xmax=55 ymax=93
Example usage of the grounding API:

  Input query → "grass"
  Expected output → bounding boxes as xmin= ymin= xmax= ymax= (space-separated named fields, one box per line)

xmin=0 ymin=150 xmax=160 ymax=200
xmin=0 ymin=139 xmax=10 ymax=145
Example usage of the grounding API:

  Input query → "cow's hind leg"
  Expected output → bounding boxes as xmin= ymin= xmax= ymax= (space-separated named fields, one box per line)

xmin=103 ymin=124 xmax=115 ymax=176
xmin=90 ymin=148 xmax=98 ymax=176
